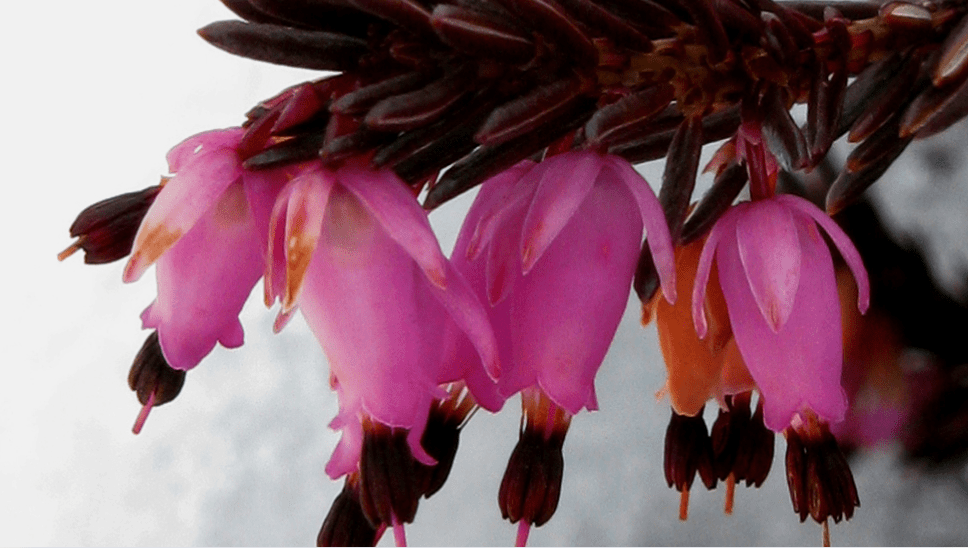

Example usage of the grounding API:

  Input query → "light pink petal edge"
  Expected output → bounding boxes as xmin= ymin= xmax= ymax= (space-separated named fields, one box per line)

xmin=607 ymin=156 xmax=678 ymax=304
xmin=339 ymin=162 xmax=449 ymax=289
xmin=776 ymin=194 xmax=870 ymax=314
xmin=734 ymin=200 xmax=801 ymax=332
xmin=519 ymin=151 xmax=602 ymax=274
xmin=691 ymin=209 xmax=733 ymax=338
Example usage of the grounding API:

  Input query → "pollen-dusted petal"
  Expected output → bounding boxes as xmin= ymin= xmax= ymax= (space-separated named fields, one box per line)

xmin=124 ymin=148 xmax=243 ymax=283
xmin=339 ymin=160 xmax=449 ymax=288
xmin=282 ymin=169 xmax=335 ymax=311
xmin=718 ymin=217 xmax=847 ymax=431
xmin=520 ymin=151 xmax=602 ymax=274
xmin=607 ymin=155 xmax=678 ymax=303
xmin=734 ymin=200 xmax=802 ymax=332
xmin=265 ymin=181 xmax=295 ymax=308
xmin=141 ymin=181 xmax=266 ymax=371
xmin=776 ymin=194 xmax=870 ymax=314
xmin=692 ymin=208 xmax=733 ymax=339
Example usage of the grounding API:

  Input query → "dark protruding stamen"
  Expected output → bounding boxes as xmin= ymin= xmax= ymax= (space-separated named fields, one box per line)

xmin=197 ymin=21 xmax=370 ymax=71
xmin=60 ymin=185 xmax=162 ymax=264
xmin=663 ymin=407 xmax=718 ymax=494
xmin=498 ymin=394 xmax=570 ymax=529
xmin=318 ymin=474 xmax=382 ymax=547
xmin=128 ymin=331 xmax=186 ymax=408
xmin=784 ymin=421 xmax=860 ymax=525
xmin=358 ymin=420 xmax=420 ymax=527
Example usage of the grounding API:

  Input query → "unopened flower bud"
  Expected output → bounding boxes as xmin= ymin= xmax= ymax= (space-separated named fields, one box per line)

xmin=59 ymin=185 xmax=161 ymax=264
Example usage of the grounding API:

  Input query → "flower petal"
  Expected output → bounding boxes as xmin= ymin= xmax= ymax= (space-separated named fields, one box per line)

xmin=124 ymin=148 xmax=242 ymax=283
xmin=691 ymin=208 xmax=733 ymax=339
xmin=165 ymin=127 xmax=245 ymax=173
xmin=338 ymin=159 xmax=449 ymax=288
xmin=606 ymin=156 xmax=678 ymax=304
xmin=282 ymin=168 xmax=335 ymax=312
xmin=519 ymin=151 xmax=602 ymax=273
xmin=777 ymin=194 xmax=870 ymax=314
xmin=719 ymin=216 xmax=847 ymax=430
xmin=140 ymin=181 xmax=265 ymax=370
xmin=734 ymin=200 xmax=801 ymax=332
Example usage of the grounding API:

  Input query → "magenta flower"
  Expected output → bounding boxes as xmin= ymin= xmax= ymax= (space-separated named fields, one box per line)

xmin=691 ymin=194 xmax=870 ymax=432
xmin=123 ymin=128 xmax=288 ymax=371
xmin=452 ymin=150 xmax=677 ymax=414
xmin=264 ymin=158 xmax=502 ymax=481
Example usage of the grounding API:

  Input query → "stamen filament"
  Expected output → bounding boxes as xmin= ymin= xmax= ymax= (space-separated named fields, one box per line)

xmin=515 ymin=520 xmax=531 ymax=547
xmin=724 ymin=472 xmax=736 ymax=515
xmin=132 ymin=391 xmax=156 ymax=435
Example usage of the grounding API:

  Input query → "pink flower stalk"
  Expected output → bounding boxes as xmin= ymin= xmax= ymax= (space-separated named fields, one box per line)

xmin=123 ymin=128 xmax=288 ymax=371
xmin=691 ymin=194 xmax=871 ymax=432
xmin=452 ymin=150 xmax=677 ymax=414
xmin=263 ymin=158 xmax=503 ymax=482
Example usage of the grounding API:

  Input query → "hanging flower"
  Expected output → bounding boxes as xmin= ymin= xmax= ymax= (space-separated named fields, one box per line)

xmin=122 ymin=128 xmax=289 ymax=371
xmin=264 ymin=158 xmax=503 ymax=484
xmin=453 ymin=150 xmax=676 ymax=413
xmin=691 ymin=193 xmax=870 ymax=432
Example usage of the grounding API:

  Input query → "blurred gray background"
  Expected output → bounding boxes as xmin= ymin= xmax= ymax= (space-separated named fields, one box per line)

xmin=5 ymin=1 xmax=968 ymax=545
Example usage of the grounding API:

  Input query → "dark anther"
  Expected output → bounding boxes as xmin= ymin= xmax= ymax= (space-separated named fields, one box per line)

xmin=358 ymin=421 xmax=420 ymax=527
xmin=711 ymin=394 xmax=774 ymax=487
xmin=318 ymin=474 xmax=381 ymax=547
xmin=659 ymin=115 xmax=703 ymax=243
xmin=497 ymin=421 xmax=567 ymax=527
xmin=197 ymin=21 xmax=370 ymax=71
xmin=784 ymin=422 xmax=860 ymax=524
xmin=127 ymin=331 xmax=186 ymax=408
xmin=59 ymin=185 xmax=161 ymax=264
xmin=663 ymin=407 xmax=718 ymax=494
xmin=415 ymin=403 xmax=464 ymax=498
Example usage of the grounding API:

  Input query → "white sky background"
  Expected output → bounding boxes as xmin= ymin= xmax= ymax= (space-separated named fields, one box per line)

xmin=6 ymin=0 xmax=968 ymax=546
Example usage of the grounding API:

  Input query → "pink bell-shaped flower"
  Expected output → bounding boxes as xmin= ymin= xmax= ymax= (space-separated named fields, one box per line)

xmin=453 ymin=149 xmax=677 ymax=414
xmin=123 ymin=128 xmax=289 ymax=371
xmin=264 ymin=159 xmax=502 ymax=482
xmin=691 ymin=195 xmax=870 ymax=432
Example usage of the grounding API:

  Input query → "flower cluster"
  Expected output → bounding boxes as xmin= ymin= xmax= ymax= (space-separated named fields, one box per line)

xmin=60 ymin=0 xmax=968 ymax=544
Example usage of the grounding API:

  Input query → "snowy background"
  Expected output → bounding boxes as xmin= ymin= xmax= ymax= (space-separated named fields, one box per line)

xmin=6 ymin=0 xmax=968 ymax=545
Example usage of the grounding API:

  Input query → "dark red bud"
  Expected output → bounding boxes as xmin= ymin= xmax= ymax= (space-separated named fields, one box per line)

xmin=60 ymin=185 xmax=161 ymax=265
